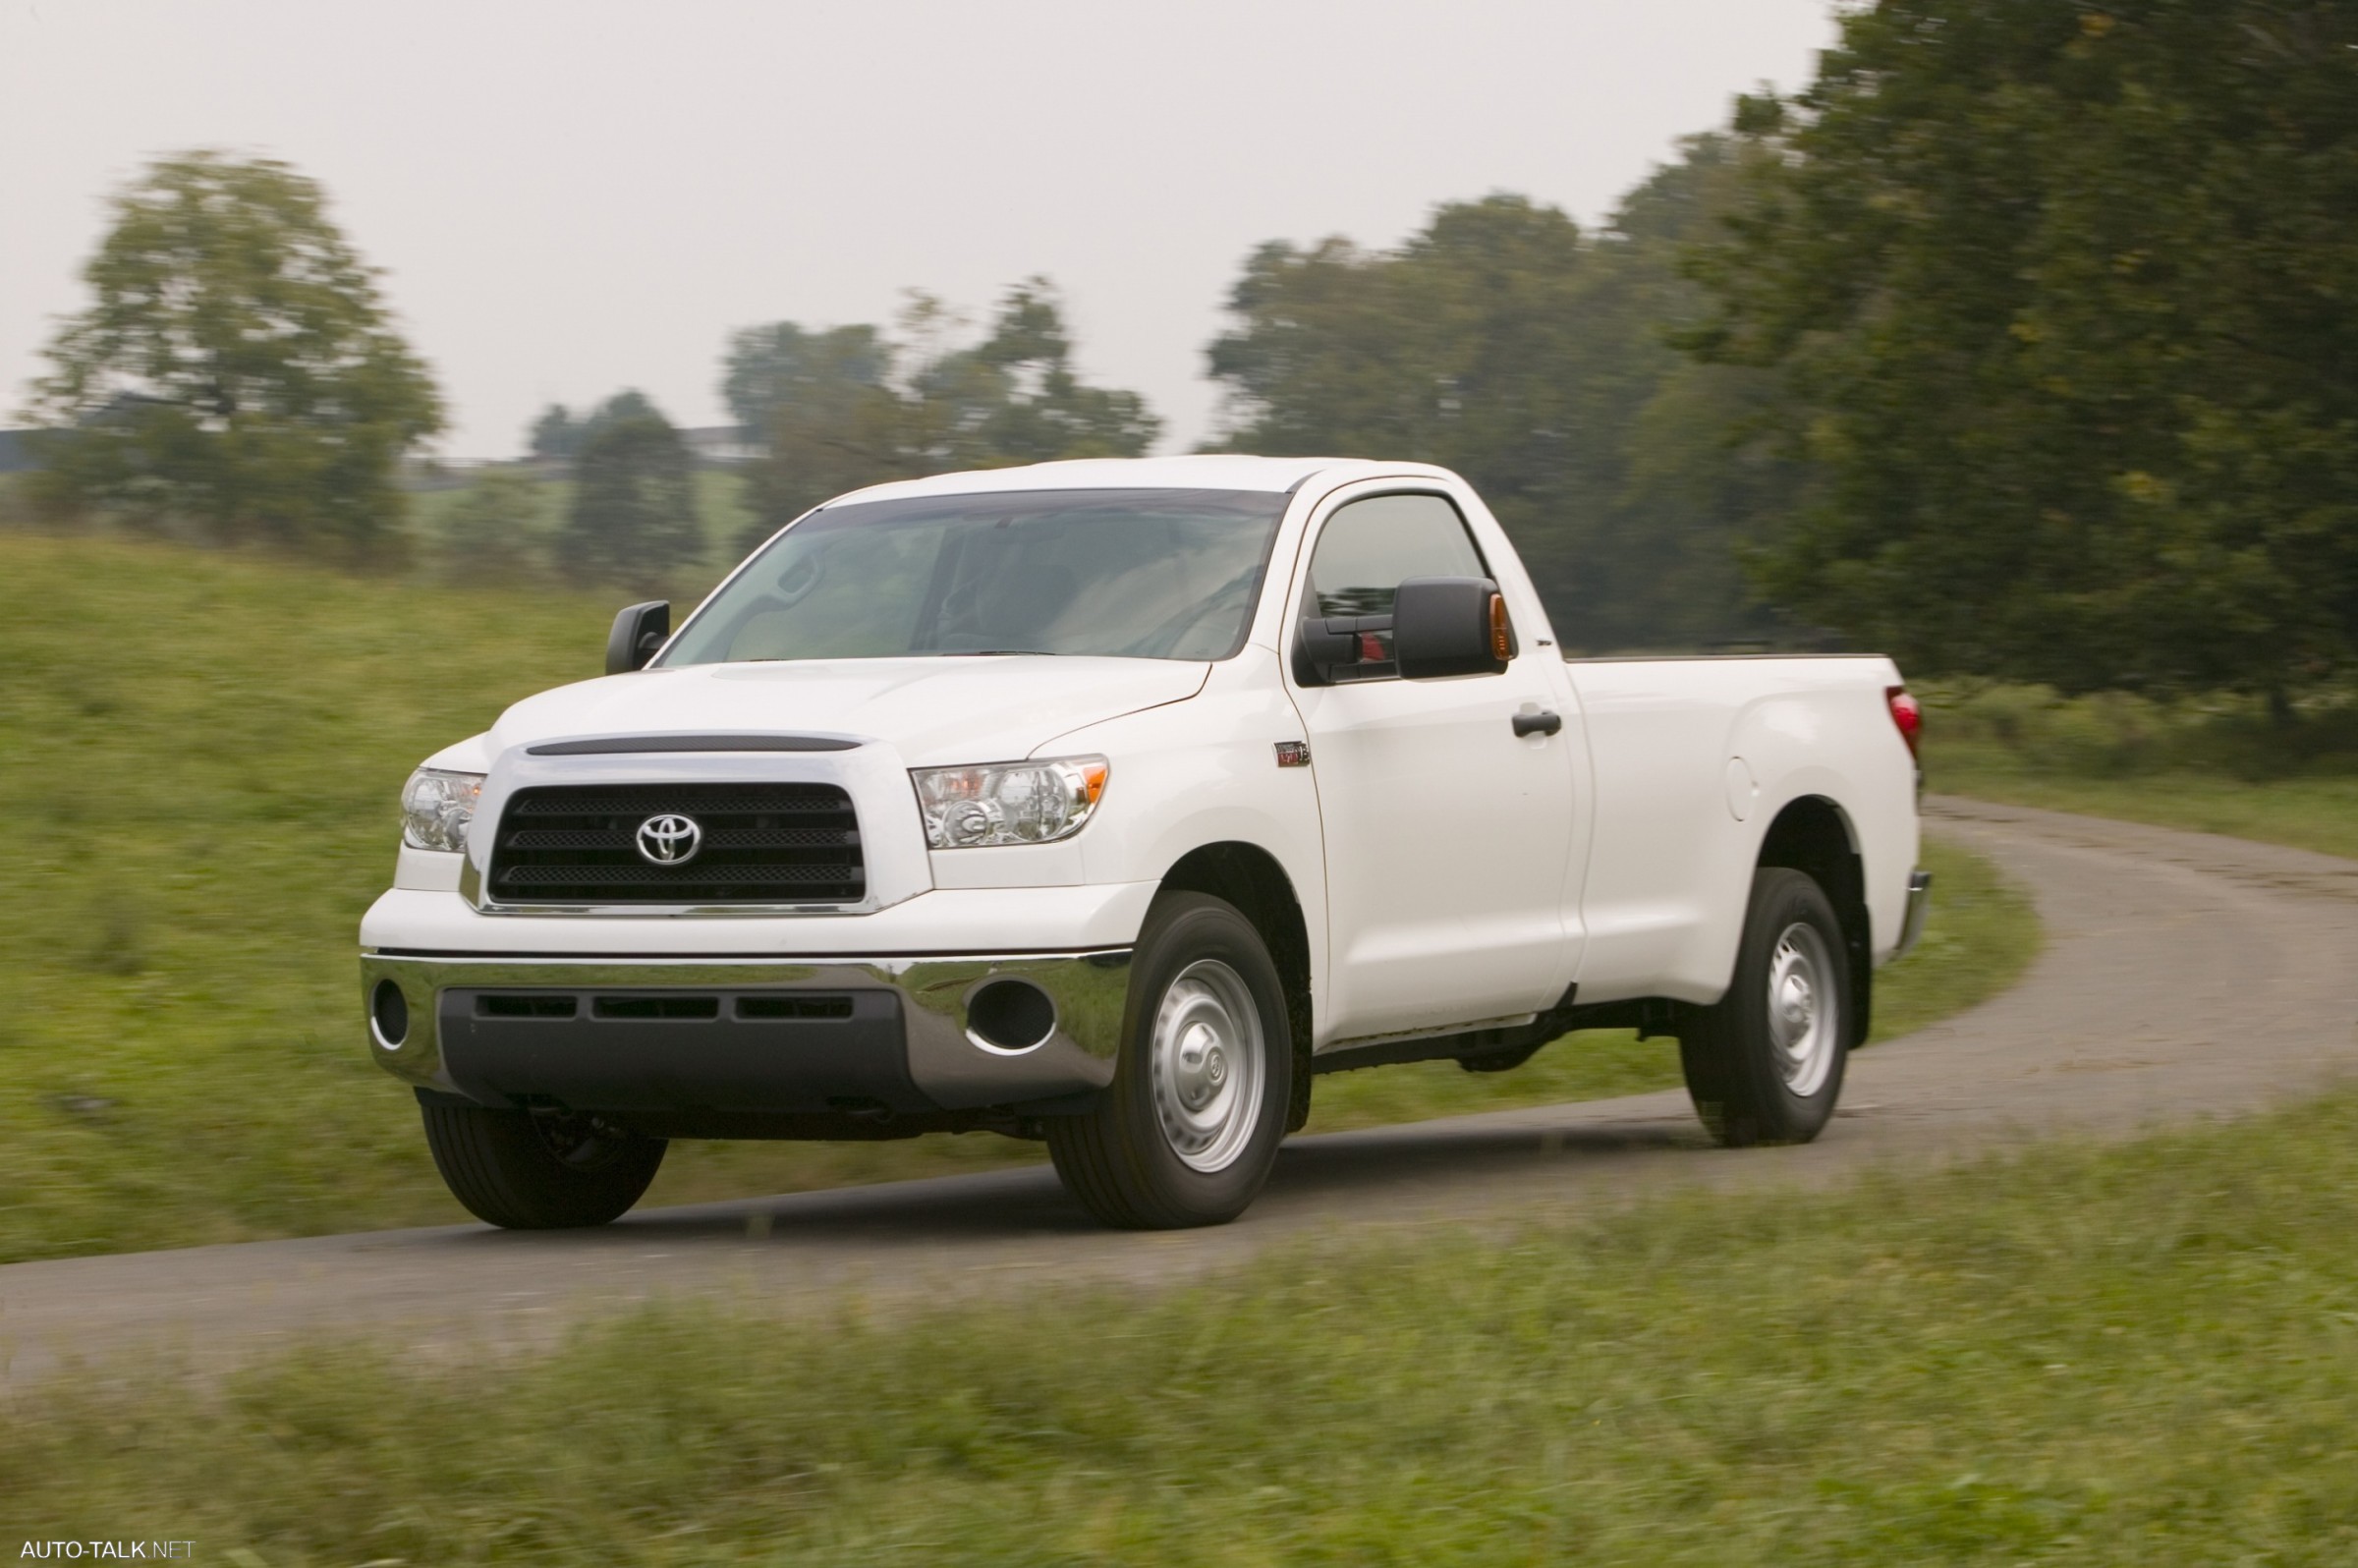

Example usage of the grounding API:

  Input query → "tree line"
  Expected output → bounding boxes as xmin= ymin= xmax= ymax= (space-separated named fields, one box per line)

xmin=18 ymin=0 xmax=2357 ymax=700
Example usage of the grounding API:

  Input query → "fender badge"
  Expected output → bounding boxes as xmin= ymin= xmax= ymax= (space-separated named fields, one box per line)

xmin=1274 ymin=741 xmax=1312 ymax=768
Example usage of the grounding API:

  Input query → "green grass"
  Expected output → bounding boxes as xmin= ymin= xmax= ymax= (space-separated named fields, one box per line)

xmin=11 ymin=1090 xmax=2358 ymax=1563
xmin=0 ymin=532 xmax=2034 ymax=1264
xmin=1923 ymin=681 xmax=2358 ymax=861
xmin=0 ymin=532 xmax=624 ymax=1261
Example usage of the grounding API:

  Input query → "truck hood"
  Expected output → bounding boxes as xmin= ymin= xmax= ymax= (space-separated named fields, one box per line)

xmin=480 ymin=656 xmax=1210 ymax=767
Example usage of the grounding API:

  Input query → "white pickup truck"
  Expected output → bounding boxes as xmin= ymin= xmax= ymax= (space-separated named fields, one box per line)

xmin=362 ymin=456 xmax=1929 ymax=1230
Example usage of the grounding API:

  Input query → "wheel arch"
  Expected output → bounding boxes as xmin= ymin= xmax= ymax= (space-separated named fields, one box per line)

xmin=1156 ymin=841 xmax=1315 ymax=1130
xmin=1754 ymin=794 xmax=1873 ymax=1044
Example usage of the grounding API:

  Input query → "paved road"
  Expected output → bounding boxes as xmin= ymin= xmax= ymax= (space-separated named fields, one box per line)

xmin=7 ymin=798 xmax=2356 ymax=1386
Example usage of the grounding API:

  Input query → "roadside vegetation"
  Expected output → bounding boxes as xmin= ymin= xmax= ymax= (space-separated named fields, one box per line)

xmin=404 ymin=464 xmax=756 ymax=594
xmin=21 ymin=3 xmax=2354 ymax=697
xmin=1923 ymin=683 xmax=2358 ymax=863
xmin=12 ymin=1090 xmax=2357 ymax=1563
xmin=0 ymin=532 xmax=2033 ymax=1264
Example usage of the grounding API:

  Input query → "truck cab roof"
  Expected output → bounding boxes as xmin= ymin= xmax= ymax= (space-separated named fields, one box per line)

xmin=824 ymin=454 xmax=1462 ymax=506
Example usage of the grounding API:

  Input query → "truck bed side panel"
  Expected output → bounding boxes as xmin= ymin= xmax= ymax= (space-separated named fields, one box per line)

xmin=1564 ymin=656 xmax=1917 ymax=1006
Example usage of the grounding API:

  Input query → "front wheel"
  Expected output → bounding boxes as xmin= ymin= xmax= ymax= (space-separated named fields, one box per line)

xmin=1047 ymin=892 xmax=1293 ymax=1229
xmin=1679 ymin=867 xmax=1853 ymax=1147
xmin=421 ymin=1101 xmax=667 ymax=1229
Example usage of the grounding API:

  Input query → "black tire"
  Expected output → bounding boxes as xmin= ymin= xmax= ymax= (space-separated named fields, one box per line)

xmin=1047 ymin=892 xmax=1294 ymax=1229
xmin=421 ymin=1101 xmax=667 ymax=1229
xmin=1679 ymin=867 xmax=1853 ymax=1148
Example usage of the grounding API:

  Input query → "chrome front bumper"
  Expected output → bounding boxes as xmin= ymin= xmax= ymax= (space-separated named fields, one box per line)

xmin=360 ymin=949 xmax=1130 ymax=1117
xmin=1892 ymin=869 xmax=1934 ymax=962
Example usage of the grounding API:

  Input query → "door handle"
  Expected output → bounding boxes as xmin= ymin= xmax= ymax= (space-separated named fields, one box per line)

xmin=1512 ymin=710 xmax=1562 ymax=738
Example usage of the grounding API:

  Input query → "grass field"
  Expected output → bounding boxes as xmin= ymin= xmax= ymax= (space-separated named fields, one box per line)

xmin=1921 ymin=681 xmax=2358 ymax=861
xmin=0 ymin=532 xmax=2034 ymax=1264
xmin=11 ymin=1090 xmax=2357 ymax=1563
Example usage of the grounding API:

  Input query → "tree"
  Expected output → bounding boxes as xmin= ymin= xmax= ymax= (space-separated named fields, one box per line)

xmin=737 ymin=281 xmax=1160 ymax=551
xmin=526 ymin=390 xmax=662 ymax=462
xmin=963 ymin=281 xmax=1162 ymax=466
xmin=1691 ymin=1 xmax=2358 ymax=702
xmin=1207 ymin=176 xmax=1800 ymax=651
xmin=23 ymin=151 xmax=442 ymax=553
xmin=721 ymin=322 xmax=888 ymax=444
xmin=560 ymin=403 xmax=701 ymax=587
xmin=527 ymin=404 xmax=581 ymax=461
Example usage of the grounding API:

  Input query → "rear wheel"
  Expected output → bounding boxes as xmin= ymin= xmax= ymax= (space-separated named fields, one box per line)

xmin=1679 ymin=868 xmax=1852 ymax=1147
xmin=421 ymin=1101 xmax=667 ymax=1229
xmin=1047 ymin=892 xmax=1293 ymax=1229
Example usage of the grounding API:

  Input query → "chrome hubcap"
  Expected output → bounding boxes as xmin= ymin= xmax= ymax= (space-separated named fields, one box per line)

xmin=1767 ymin=922 xmax=1838 ymax=1097
xmin=1149 ymin=959 xmax=1263 ymax=1173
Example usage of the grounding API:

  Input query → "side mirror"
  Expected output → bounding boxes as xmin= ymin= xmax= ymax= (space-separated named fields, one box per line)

xmin=1392 ymin=577 xmax=1510 ymax=680
xmin=605 ymin=600 xmax=670 ymax=675
xmin=1292 ymin=614 xmax=1363 ymax=686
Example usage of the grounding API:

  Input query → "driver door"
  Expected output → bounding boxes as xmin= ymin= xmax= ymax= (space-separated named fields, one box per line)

xmin=1286 ymin=491 xmax=1580 ymax=1043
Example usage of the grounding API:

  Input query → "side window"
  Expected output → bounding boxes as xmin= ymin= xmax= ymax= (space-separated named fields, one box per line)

xmin=1301 ymin=493 xmax=1487 ymax=681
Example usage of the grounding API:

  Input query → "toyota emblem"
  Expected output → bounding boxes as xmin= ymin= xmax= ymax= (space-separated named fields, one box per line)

xmin=635 ymin=813 xmax=703 ymax=866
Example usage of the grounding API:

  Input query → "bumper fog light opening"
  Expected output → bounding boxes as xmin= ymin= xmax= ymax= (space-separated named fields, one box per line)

xmin=370 ymin=979 xmax=412 ymax=1049
xmin=965 ymin=979 xmax=1057 ymax=1056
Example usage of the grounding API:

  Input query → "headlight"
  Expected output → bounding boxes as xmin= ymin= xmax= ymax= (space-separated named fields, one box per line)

xmin=401 ymin=768 xmax=484 ymax=853
xmin=912 ymin=756 xmax=1109 ymax=850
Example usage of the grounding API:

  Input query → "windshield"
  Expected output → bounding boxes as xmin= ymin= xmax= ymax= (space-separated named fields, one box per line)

xmin=659 ymin=487 xmax=1289 ymax=666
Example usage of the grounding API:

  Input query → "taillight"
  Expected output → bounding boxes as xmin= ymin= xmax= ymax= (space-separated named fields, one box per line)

xmin=1886 ymin=686 xmax=1923 ymax=760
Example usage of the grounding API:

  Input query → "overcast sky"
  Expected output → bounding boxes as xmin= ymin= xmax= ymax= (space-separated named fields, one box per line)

xmin=0 ymin=0 xmax=1840 ymax=458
